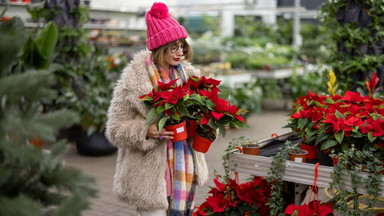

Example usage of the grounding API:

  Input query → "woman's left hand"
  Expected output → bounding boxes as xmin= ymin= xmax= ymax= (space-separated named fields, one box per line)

xmin=147 ymin=123 xmax=174 ymax=141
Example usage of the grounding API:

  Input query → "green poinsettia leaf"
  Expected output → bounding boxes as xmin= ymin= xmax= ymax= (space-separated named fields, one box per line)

xmin=146 ymin=108 xmax=156 ymax=125
xmin=183 ymin=94 xmax=190 ymax=101
xmin=321 ymin=139 xmax=338 ymax=150
xmin=372 ymin=113 xmax=384 ymax=121
xmin=189 ymin=75 xmax=201 ymax=82
xmin=368 ymin=132 xmax=376 ymax=142
xmin=306 ymin=128 xmax=317 ymax=138
xmin=298 ymin=118 xmax=308 ymax=130
xmin=235 ymin=108 xmax=248 ymax=115
xmin=171 ymin=108 xmax=180 ymax=121
xmin=205 ymin=99 xmax=215 ymax=110
xmin=157 ymin=115 xmax=168 ymax=133
xmin=156 ymin=105 xmax=165 ymax=115
xmin=189 ymin=93 xmax=201 ymax=103
xmin=324 ymin=97 xmax=335 ymax=104
xmin=140 ymin=95 xmax=154 ymax=101
xmin=335 ymin=131 xmax=344 ymax=144
xmin=315 ymin=133 xmax=329 ymax=145
xmin=335 ymin=109 xmax=345 ymax=119
xmin=165 ymin=102 xmax=173 ymax=111
xmin=178 ymin=103 xmax=191 ymax=117
xmin=208 ymin=118 xmax=217 ymax=130
xmin=219 ymin=123 xmax=226 ymax=137
xmin=230 ymin=119 xmax=248 ymax=128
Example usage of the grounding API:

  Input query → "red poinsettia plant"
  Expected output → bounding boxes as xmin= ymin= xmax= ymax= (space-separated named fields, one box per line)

xmin=139 ymin=79 xmax=198 ymax=131
xmin=285 ymin=71 xmax=384 ymax=156
xmin=194 ymin=176 xmax=271 ymax=216
xmin=185 ymin=75 xmax=248 ymax=140
xmin=284 ymin=200 xmax=334 ymax=216
xmin=139 ymin=76 xmax=248 ymax=138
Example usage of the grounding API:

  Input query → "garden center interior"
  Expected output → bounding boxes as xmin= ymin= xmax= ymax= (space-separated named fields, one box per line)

xmin=1 ymin=0 xmax=384 ymax=215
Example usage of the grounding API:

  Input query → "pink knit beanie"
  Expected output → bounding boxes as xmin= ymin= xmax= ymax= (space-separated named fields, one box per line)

xmin=146 ymin=2 xmax=188 ymax=51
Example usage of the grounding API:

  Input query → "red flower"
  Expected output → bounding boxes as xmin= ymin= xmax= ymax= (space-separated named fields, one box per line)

xmin=366 ymin=72 xmax=381 ymax=96
xmin=206 ymin=195 xmax=228 ymax=213
xmin=1 ymin=16 xmax=10 ymax=22
xmin=284 ymin=200 xmax=333 ymax=216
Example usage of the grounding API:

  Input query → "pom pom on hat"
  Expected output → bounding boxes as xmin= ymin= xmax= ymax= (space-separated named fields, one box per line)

xmin=146 ymin=2 xmax=188 ymax=51
xmin=149 ymin=2 xmax=169 ymax=19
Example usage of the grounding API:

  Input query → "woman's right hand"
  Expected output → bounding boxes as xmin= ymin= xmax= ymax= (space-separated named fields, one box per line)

xmin=147 ymin=123 xmax=174 ymax=141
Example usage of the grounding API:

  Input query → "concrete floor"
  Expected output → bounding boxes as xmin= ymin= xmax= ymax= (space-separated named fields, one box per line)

xmin=64 ymin=107 xmax=291 ymax=216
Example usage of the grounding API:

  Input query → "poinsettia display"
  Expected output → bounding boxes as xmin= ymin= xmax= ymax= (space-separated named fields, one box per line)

xmin=285 ymin=71 xmax=384 ymax=156
xmin=193 ymin=176 xmax=271 ymax=216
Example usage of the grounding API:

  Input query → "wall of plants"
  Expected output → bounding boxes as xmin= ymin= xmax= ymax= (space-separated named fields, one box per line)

xmin=320 ymin=0 xmax=384 ymax=92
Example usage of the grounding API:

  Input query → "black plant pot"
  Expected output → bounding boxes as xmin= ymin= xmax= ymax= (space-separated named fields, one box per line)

xmin=76 ymin=131 xmax=117 ymax=156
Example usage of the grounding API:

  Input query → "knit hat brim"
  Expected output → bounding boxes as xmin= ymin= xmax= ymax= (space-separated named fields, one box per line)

xmin=147 ymin=25 xmax=188 ymax=51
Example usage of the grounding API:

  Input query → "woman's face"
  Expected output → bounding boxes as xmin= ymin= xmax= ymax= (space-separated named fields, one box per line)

xmin=163 ymin=41 xmax=186 ymax=69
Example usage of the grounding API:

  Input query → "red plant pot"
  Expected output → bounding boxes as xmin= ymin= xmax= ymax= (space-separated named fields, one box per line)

xmin=192 ymin=134 xmax=213 ymax=153
xmin=188 ymin=119 xmax=196 ymax=138
xmin=300 ymin=143 xmax=317 ymax=160
xmin=165 ymin=121 xmax=188 ymax=142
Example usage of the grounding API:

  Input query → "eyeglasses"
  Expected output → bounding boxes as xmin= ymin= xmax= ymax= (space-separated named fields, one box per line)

xmin=170 ymin=43 xmax=187 ymax=54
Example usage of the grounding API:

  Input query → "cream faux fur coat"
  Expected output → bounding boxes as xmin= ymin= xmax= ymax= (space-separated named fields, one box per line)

xmin=106 ymin=50 xmax=209 ymax=210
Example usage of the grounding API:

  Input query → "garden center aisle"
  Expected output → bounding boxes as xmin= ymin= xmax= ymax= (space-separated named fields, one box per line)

xmin=64 ymin=106 xmax=291 ymax=216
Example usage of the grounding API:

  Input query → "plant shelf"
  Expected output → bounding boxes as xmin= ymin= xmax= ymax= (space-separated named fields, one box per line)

xmin=228 ymin=133 xmax=384 ymax=197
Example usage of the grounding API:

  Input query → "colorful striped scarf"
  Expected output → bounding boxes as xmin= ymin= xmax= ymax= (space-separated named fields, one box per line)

xmin=146 ymin=58 xmax=196 ymax=216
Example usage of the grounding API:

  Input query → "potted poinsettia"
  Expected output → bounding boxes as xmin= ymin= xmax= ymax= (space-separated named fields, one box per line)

xmin=194 ymin=176 xmax=271 ymax=216
xmin=192 ymin=88 xmax=248 ymax=153
xmin=183 ymin=75 xmax=248 ymax=153
xmin=183 ymin=75 xmax=222 ymax=138
xmin=139 ymin=79 xmax=199 ymax=142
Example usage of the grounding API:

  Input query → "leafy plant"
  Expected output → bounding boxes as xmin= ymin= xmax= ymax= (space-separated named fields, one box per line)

xmin=0 ymin=14 xmax=97 ymax=216
xmin=320 ymin=0 xmax=384 ymax=91
xmin=330 ymin=146 xmax=383 ymax=215
xmin=222 ymin=136 xmax=258 ymax=180
xmin=265 ymin=143 xmax=300 ymax=216
xmin=27 ymin=2 xmax=118 ymax=136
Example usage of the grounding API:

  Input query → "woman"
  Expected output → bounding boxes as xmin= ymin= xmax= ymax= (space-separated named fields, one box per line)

xmin=106 ymin=2 xmax=209 ymax=216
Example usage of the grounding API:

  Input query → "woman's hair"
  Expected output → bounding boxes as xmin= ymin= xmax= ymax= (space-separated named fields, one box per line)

xmin=152 ymin=38 xmax=193 ymax=69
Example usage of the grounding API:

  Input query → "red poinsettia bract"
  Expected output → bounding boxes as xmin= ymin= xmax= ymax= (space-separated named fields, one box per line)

xmin=284 ymin=200 xmax=334 ymax=216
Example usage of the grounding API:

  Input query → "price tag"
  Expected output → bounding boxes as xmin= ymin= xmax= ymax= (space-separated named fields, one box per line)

xmin=176 ymin=126 xmax=185 ymax=133
xmin=295 ymin=158 xmax=303 ymax=163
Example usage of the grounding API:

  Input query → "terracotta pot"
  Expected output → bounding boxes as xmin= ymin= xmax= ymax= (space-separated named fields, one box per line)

xmin=300 ymin=143 xmax=317 ymax=160
xmin=165 ymin=121 xmax=188 ymax=142
xmin=187 ymin=119 xmax=196 ymax=138
xmin=192 ymin=134 xmax=213 ymax=153
xmin=288 ymin=150 xmax=308 ymax=163
xmin=242 ymin=144 xmax=260 ymax=155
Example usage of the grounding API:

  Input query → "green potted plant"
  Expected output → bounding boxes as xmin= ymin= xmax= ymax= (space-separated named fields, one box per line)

xmin=330 ymin=145 xmax=383 ymax=215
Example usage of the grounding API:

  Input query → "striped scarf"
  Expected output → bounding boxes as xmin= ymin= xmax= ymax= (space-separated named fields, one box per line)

xmin=146 ymin=58 xmax=196 ymax=216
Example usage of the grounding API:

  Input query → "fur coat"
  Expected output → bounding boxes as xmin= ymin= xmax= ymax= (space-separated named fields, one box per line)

xmin=106 ymin=50 xmax=209 ymax=210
